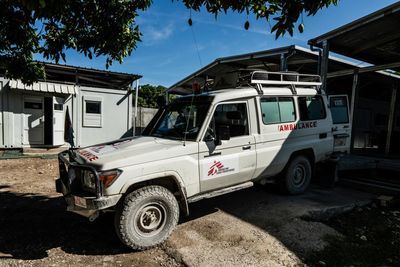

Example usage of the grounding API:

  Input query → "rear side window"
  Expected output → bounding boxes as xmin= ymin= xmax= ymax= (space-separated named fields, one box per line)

xmin=298 ymin=96 xmax=326 ymax=121
xmin=329 ymin=96 xmax=349 ymax=124
xmin=260 ymin=97 xmax=296 ymax=124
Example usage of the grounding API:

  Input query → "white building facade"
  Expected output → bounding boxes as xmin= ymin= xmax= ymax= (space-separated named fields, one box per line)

xmin=0 ymin=63 xmax=140 ymax=148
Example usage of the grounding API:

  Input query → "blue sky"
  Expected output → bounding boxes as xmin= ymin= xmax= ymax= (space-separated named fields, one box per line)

xmin=34 ymin=0 xmax=398 ymax=87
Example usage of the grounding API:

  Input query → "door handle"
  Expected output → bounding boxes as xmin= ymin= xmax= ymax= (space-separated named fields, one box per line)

xmin=319 ymin=133 xmax=327 ymax=139
xmin=204 ymin=152 xmax=221 ymax=158
xmin=242 ymin=145 xmax=251 ymax=150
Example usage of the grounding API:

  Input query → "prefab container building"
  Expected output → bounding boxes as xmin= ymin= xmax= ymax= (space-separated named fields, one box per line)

xmin=0 ymin=63 xmax=140 ymax=149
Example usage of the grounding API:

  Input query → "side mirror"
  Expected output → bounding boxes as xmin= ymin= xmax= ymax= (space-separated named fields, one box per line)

xmin=215 ymin=125 xmax=230 ymax=145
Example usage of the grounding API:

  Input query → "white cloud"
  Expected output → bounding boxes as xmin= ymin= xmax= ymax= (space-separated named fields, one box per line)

xmin=142 ymin=22 xmax=174 ymax=44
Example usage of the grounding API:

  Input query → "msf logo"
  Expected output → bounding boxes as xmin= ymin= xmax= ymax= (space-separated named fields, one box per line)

xmin=208 ymin=160 xmax=224 ymax=176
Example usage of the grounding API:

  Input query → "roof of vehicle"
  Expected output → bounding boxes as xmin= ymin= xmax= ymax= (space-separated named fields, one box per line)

xmin=176 ymin=86 xmax=319 ymax=103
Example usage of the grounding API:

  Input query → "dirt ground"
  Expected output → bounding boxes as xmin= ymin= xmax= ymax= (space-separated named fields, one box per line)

xmin=0 ymin=157 xmax=398 ymax=267
xmin=0 ymin=158 xmax=180 ymax=267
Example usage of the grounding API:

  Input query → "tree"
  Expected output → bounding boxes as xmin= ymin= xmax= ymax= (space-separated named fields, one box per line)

xmin=136 ymin=84 xmax=167 ymax=108
xmin=0 ymin=0 xmax=338 ymax=84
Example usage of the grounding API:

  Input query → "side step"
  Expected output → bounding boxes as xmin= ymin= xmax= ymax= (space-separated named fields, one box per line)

xmin=188 ymin=181 xmax=254 ymax=203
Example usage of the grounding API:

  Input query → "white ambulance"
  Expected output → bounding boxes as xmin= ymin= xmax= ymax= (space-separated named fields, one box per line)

xmin=56 ymin=71 xmax=351 ymax=250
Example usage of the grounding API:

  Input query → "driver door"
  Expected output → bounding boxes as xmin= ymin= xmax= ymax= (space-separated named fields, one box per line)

xmin=199 ymin=101 xmax=256 ymax=192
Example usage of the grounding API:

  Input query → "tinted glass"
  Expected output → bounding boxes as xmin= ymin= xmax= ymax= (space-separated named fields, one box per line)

xmin=54 ymin=103 xmax=63 ymax=111
xmin=261 ymin=98 xmax=280 ymax=124
xmin=298 ymin=96 xmax=326 ymax=121
xmin=207 ymin=103 xmax=249 ymax=138
xmin=279 ymin=97 xmax=296 ymax=123
xmin=24 ymin=102 xmax=42 ymax=109
xmin=261 ymin=97 xmax=295 ymax=124
xmin=86 ymin=101 xmax=101 ymax=114
xmin=329 ymin=96 xmax=349 ymax=124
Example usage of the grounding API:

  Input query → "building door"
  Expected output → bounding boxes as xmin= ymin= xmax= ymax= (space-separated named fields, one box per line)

xmin=53 ymin=96 xmax=65 ymax=146
xmin=23 ymin=96 xmax=44 ymax=145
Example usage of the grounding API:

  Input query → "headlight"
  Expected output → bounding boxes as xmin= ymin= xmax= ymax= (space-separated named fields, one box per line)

xmin=82 ymin=170 xmax=97 ymax=191
xmin=98 ymin=170 xmax=121 ymax=188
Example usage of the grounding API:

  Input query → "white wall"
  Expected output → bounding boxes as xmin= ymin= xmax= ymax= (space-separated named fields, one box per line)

xmin=75 ymin=86 xmax=132 ymax=147
xmin=0 ymin=78 xmax=133 ymax=148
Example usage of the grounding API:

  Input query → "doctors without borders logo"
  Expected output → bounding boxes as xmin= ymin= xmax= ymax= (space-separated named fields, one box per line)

xmin=207 ymin=160 xmax=235 ymax=176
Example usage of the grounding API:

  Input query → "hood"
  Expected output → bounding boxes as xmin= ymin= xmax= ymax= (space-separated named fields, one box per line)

xmin=75 ymin=136 xmax=194 ymax=170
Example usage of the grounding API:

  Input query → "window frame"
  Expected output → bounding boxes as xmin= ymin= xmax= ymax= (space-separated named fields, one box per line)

xmin=82 ymin=96 xmax=103 ymax=128
xmin=259 ymin=96 xmax=297 ymax=125
xmin=298 ymin=95 xmax=327 ymax=121
xmin=201 ymin=100 xmax=251 ymax=141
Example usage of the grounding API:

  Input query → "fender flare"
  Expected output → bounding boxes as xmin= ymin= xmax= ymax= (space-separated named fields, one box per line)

xmin=119 ymin=171 xmax=189 ymax=216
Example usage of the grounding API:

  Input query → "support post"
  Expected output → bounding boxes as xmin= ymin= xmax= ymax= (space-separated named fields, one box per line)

xmin=349 ymin=72 xmax=359 ymax=154
xmin=280 ymin=53 xmax=287 ymax=71
xmin=385 ymin=84 xmax=398 ymax=155
xmin=320 ymin=40 xmax=330 ymax=93
xmin=133 ymin=79 xmax=139 ymax=137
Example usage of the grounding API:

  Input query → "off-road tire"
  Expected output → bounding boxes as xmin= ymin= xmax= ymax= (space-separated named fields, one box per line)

xmin=114 ymin=185 xmax=179 ymax=250
xmin=280 ymin=155 xmax=312 ymax=195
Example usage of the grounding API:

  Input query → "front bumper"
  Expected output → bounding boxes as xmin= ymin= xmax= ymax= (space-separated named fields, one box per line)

xmin=56 ymin=150 xmax=122 ymax=217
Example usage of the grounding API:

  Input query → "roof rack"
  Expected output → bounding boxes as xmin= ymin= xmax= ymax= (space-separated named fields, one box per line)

xmin=250 ymin=71 xmax=321 ymax=87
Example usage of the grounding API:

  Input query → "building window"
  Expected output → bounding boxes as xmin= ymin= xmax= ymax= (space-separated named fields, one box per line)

xmin=85 ymin=101 xmax=101 ymax=114
xmin=260 ymin=97 xmax=296 ymax=124
xmin=54 ymin=103 xmax=63 ymax=111
xmin=24 ymin=102 xmax=42 ymax=110
xmin=298 ymin=96 xmax=326 ymax=121
xmin=83 ymin=96 xmax=102 ymax=127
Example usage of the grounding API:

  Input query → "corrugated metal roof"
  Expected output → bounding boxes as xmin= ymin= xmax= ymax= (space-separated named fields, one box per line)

xmin=8 ymin=80 xmax=76 ymax=94
xmin=168 ymin=45 xmax=400 ymax=95
xmin=308 ymin=2 xmax=400 ymax=67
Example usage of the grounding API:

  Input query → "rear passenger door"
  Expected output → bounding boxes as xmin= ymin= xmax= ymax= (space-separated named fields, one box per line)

xmin=297 ymin=95 xmax=333 ymax=159
xmin=328 ymin=95 xmax=351 ymax=153
xmin=198 ymin=101 xmax=256 ymax=192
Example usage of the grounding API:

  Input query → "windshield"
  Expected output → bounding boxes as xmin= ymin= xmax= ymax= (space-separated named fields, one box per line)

xmin=149 ymin=96 xmax=212 ymax=141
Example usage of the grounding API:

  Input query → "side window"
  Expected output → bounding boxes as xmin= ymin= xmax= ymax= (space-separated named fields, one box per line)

xmin=298 ymin=96 xmax=326 ymax=121
xmin=206 ymin=103 xmax=249 ymax=139
xmin=260 ymin=97 xmax=296 ymax=124
xmin=329 ymin=96 xmax=349 ymax=124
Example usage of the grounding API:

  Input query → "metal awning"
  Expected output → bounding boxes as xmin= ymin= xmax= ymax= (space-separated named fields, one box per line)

xmin=308 ymin=2 xmax=400 ymax=68
xmin=168 ymin=45 xmax=400 ymax=95
xmin=8 ymin=79 xmax=76 ymax=95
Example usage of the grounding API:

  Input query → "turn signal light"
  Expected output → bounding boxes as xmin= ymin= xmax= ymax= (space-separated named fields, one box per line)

xmin=98 ymin=170 xmax=121 ymax=188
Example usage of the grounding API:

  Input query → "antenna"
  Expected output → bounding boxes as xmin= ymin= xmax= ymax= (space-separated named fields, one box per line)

xmin=183 ymin=13 xmax=202 ymax=147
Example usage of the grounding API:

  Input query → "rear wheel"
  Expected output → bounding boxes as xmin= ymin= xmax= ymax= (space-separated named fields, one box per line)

xmin=114 ymin=185 xmax=179 ymax=250
xmin=280 ymin=155 xmax=312 ymax=195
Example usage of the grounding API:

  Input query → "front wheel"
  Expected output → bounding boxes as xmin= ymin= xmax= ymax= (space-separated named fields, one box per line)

xmin=114 ymin=185 xmax=179 ymax=250
xmin=280 ymin=155 xmax=312 ymax=195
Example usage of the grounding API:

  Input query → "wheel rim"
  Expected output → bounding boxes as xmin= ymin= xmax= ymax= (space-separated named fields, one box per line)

xmin=134 ymin=202 xmax=167 ymax=237
xmin=292 ymin=164 xmax=306 ymax=187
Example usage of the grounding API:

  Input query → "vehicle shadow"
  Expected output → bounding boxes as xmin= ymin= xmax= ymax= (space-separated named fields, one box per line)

xmin=181 ymin=182 xmax=366 ymax=259
xmin=0 ymin=191 xmax=131 ymax=260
